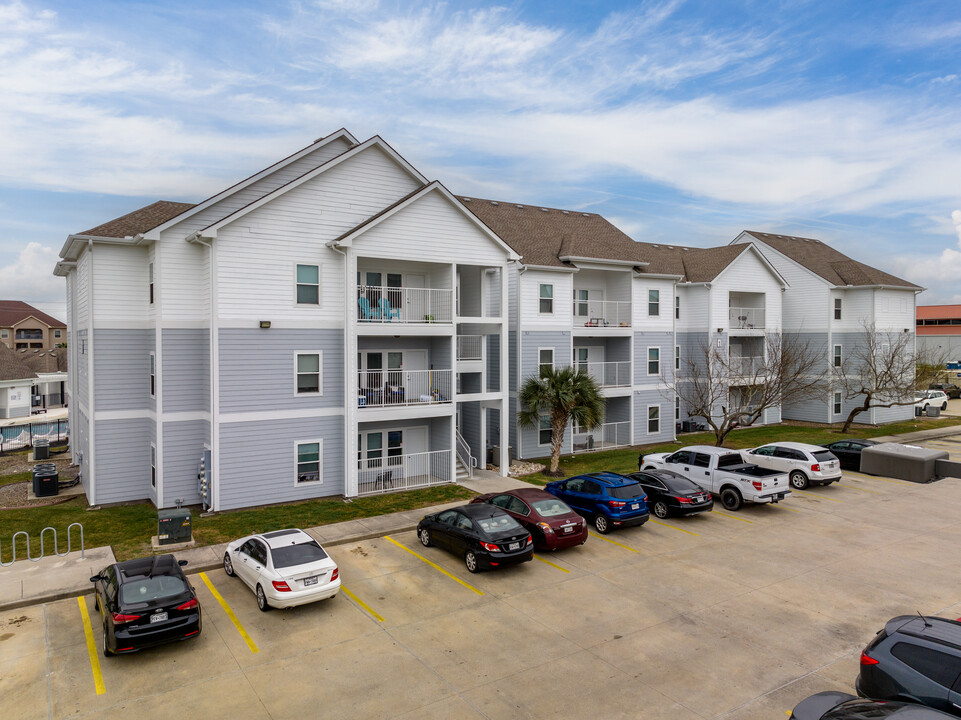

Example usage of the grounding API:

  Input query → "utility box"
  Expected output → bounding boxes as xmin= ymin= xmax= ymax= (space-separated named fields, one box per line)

xmin=158 ymin=508 xmax=192 ymax=545
xmin=34 ymin=438 xmax=50 ymax=460
xmin=33 ymin=464 xmax=58 ymax=497
xmin=860 ymin=443 xmax=949 ymax=483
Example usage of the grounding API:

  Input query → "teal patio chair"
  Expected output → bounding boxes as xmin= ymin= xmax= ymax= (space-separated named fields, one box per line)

xmin=379 ymin=297 xmax=400 ymax=321
xmin=358 ymin=297 xmax=382 ymax=321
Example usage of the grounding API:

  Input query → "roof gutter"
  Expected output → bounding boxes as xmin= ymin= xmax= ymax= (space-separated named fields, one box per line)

xmin=633 ymin=272 xmax=684 ymax=281
xmin=559 ymin=255 xmax=648 ymax=268
xmin=520 ymin=263 xmax=578 ymax=273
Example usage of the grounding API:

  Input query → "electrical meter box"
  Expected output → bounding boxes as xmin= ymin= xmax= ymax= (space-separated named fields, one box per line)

xmin=158 ymin=508 xmax=192 ymax=545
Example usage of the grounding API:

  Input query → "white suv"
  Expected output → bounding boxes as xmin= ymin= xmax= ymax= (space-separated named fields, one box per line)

xmin=915 ymin=390 xmax=948 ymax=412
xmin=744 ymin=441 xmax=842 ymax=490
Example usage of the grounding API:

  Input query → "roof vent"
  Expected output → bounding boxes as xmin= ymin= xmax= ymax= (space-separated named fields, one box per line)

xmin=652 ymin=245 xmax=659 ymax=248
xmin=682 ymin=248 xmax=689 ymax=251
xmin=581 ymin=213 xmax=589 ymax=217
xmin=462 ymin=197 xmax=472 ymax=202
xmin=516 ymin=204 xmax=523 ymax=208
xmin=803 ymin=238 xmax=810 ymax=242
xmin=667 ymin=246 xmax=674 ymax=249
xmin=540 ymin=208 xmax=549 ymax=212
xmin=562 ymin=210 xmax=570 ymax=214
xmin=490 ymin=201 xmax=499 ymax=206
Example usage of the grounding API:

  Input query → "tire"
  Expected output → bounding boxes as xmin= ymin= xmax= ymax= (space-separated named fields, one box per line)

xmin=942 ymin=402 xmax=948 ymax=410
xmin=789 ymin=470 xmax=809 ymax=490
xmin=719 ymin=487 xmax=743 ymax=511
xmin=256 ymin=584 xmax=271 ymax=612
xmin=652 ymin=501 xmax=670 ymax=519
xmin=223 ymin=552 xmax=235 ymax=577
xmin=419 ymin=528 xmax=431 ymax=547
xmin=594 ymin=513 xmax=611 ymax=534
xmin=102 ymin=621 xmax=114 ymax=658
xmin=465 ymin=550 xmax=480 ymax=574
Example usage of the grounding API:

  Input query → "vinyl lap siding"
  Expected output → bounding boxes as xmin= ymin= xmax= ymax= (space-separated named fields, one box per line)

xmin=161 ymin=420 xmax=209 ymax=508
xmin=459 ymin=402 xmax=483 ymax=464
xmin=634 ymin=388 xmax=673 ymax=445
xmin=94 ymin=418 xmax=154 ymax=504
xmin=162 ymin=329 xmax=210 ymax=413
xmin=633 ymin=331 xmax=674 ymax=385
xmin=93 ymin=329 xmax=155 ymax=412
xmin=93 ymin=244 xmax=149 ymax=323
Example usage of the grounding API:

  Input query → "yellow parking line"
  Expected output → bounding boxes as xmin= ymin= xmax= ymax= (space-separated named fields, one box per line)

xmin=712 ymin=511 xmax=753 ymax=523
xmin=649 ymin=519 xmax=699 ymax=536
xmin=341 ymin=585 xmax=385 ymax=622
xmin=588 ymin=531 xmax=640 ymax=552
xmin=77 ymin=597 xmax=106 ymax=695
xmin=533 ymin=554 xmax=571 ymax=572
xmin=198 ymin=572 xmax=259 ymax=653
xmin=384 ymin=536 xmax=484 ymax=596
xmin=792 ymin=489 xmax=843 ymax=503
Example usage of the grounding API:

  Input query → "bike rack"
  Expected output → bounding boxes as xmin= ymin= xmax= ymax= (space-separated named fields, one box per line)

xmin=0 ymin=523 xmax=84 ymax=566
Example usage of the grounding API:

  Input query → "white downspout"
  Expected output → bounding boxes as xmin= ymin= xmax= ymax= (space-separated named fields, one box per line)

xmin=192 ymin=236 xmax=217 ymax=512
xmin=328 ymin=242 xmax=354 ymax=497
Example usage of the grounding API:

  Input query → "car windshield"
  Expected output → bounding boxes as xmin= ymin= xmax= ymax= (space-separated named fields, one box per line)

xmin=271 ymin=540 xmax=329 ymax=569
xmin=813 ymin=451 xmax=836 ymax=462
xmin=531 ymin=498 xmax=571 ymax=517
xmin=658 ymin=473 xmax=703 ymax=493
xmin=608 ymin=483 xmax=646 ymax=500
xmin=120 ymin=575 xmax=187 ymax=605
xmin=477 ymin=514 xmax=523 ymax=533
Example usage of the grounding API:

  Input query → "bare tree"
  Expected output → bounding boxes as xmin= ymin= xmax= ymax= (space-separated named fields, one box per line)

xmin=833 ymin=323 xmax=946 ymax=433
xmin=668 ymin=333 xmax=827 ymax=446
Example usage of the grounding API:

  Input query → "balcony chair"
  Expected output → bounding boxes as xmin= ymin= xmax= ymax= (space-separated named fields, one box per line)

xmin=358 ymin=297 xmax=382 ymax=321
xmin=378 ymin=297 xmax=400 ymax=321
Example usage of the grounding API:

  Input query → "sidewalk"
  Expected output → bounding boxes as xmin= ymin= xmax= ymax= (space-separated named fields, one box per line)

xmin=0 ymin=469 xmax=531 ymax=612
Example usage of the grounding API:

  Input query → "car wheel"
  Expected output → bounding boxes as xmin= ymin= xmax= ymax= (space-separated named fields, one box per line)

xmin=256 ymin=584 xmax=271 ymax=612
xmin=789 ymin=470 xmax=809 ymax=490
xmin=942 ymin=402 xmax=948 ymax=410
xmin=102 ymin=620 xmax=114 ymax=658
xmin=223 ymin=552 xmax=235 ymax=577
xmin=719 ymin=487 xmax=743 ymax=511
xmin=465 ymin=550 xmax=480 ymax=573
xmin=419 ymin=528 xmax=431 ymax=547
xmin=593 ymin=513 xmax=610 ymax=534
xmin=652 ymin=501 xmax=669 ymax=519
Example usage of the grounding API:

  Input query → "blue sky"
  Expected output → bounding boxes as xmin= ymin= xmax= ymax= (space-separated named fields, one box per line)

xmin=1 ymin=0 xmax=960 ymax=321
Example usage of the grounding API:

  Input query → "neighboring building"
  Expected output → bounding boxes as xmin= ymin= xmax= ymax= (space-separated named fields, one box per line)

xmin=0 ymin=300 xmax=67 ymax=350
xmin=916 ymin=305 xmax=961 ymax=360
xmin=0 ymin=344 xmax=67 ymax=418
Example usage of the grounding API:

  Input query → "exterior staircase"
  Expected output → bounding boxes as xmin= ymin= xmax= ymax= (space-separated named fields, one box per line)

xmin=455 ymin=457 xmax=471 ymax=482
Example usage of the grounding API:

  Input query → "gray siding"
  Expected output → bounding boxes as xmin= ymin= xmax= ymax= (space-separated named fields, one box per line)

xmin=508 ymin=330 xmax=517 ymax=391
xmin=162 ymin=329 xmax=210 ymax=413
xmin=486 ymin=334 xmax=500 ymax=392
xmin=520 ymin=330 xmax=571 ymax=381
xmin=872 ymin=403 xmax=914 ymax=424
xmin=605 ymin=396 xmax=631 ymax=423
xmin=428 ymin=416 xmax=452 ymax=452
xmin=508 ymin=395 xmax=518 ymax=457
xmin=460 ymin=401 xmax=483 ymax=463
xmin=219 ymin=328 xmax=343 ymax=413
xmin=634 ymin=389 xmax=674 ymax=445
xmin=676 ymin=332 xmax=710 ymax=381
xmin=634 ymin=331 xmax=675 ymax=385
xmin=218 ymin=415 xmax=345 ymax=511
xmin=3 ymin=406 xmax=29 ymax=419
xmin=782 ymin=397 xmax=830 ymax=423
xmin=161 ymin=420 xmax=210 ymax=508
xmin=76 ymin=329 xmax=88 ymax=407
xmin=94 ymin=418 xmax=155 ymax=505
xmin=93 ymin=329 xmax=154 ymax=412
xmin=356 ymin=335 xmax=451 ymax=370
xmin=75 ymin=409 xmax=90 ymax=498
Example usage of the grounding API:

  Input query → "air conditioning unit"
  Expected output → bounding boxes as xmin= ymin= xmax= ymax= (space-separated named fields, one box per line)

xmin=157 ymin=508 xmax=192 ymax=545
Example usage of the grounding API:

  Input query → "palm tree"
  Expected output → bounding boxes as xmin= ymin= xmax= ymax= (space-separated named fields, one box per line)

xmin=518 ymin=365 xmax=605 ymax=476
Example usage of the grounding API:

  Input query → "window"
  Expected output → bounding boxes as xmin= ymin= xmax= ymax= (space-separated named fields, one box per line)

xmin=575 ymin=347 xmax=589 ymax=373
xmin=574 ymin=289 xmax=589 ymax=317
xmin=539 ymin=284 xmax=553 ymax=314
xmin=296 ymin=441 xmax=322 ymax=484
xmin=692 ymin=453 xmax=711 ymax=468
xmin=150 ymin=444 xmax=157 ymax=488
xmin=675 ymin=296 xmax=680 ymax=320
xmin=834 ymin=298 xmax=842 ymax=320
xmin=833 ymin=344 xmax=842 ymax=368
xmin=648 ymin=347 xmax=660 ymax=375
xmin=148 ymin=262 xmax=154 ymax=304
xmin=648 ymin=289 xmax=660 ymax=316
xmin=833 ymin=392 xmax=842 ymax=415
xmin=890 ymin=642 xmax=960 ymax=688
xmin=0 ymin=329 xmax=6 ymax=338
xmin=296 ymin=264 xmax=320 ymax=305
xmin=295 ymin=353 xmax=321 ymax=394
xmin=675 ymin=345 xmax=680 ymax=371
xmin=149 ymin=352 xmax=156 ymax=397
xmin=648 ymin=406 xmax=660 ymax=434
xmin=675 ymin=396 xmax=680 ymax=420
xmin=538 ymin=348 xmax=554 ymax=377
xmin=538 ymin=415 xmax=551 ymax=445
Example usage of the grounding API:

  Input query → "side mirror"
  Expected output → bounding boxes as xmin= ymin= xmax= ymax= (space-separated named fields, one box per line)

xmin=89 ymin=575 xmax=101 ymax=583
xmin=178 ymin=559 xmax=188 ymax=566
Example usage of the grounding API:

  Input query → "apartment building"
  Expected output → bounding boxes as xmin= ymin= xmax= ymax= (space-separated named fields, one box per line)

xmin=0 ymin=300 xmax=66 ymax=350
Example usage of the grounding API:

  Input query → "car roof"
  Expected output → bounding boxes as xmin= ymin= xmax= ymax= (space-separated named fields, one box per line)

xmin=115 ymin=554 xmax=182 ymax=581
xmin=677 ymin=446 xmax=740 ymax=454
xmin=256 ymin=528 xmax=315 ymax=549
xmin=503 ymin=487 xmax=556 ymax=501
xmin=890 ymin=615 xmax=961 ymax=649
xmin=579 ymin=471 xmax=637 ymax=485
xmin=758 ymin=441 xmax=824 ymax=452
xmin=455 ymin=503 xmax=509 ymax=519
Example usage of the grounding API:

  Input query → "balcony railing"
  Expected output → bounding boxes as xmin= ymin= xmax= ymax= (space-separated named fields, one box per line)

xmin=575 ymin=361 xmax=631 ymax=388
xmin=357 ymin=450 xmax=452 ymax=496
xmin=456 ymin=335 xmax=483 ymax=361
xmin=573 ymin=300 xmax=632 ymax=328
xmin=357 ymin=369 xmax=452 ymax=408
xmin=729 ymin=307 xmax=765 ymax=330
xmin=572 ymin=421 xmax=632 ymax=454
xmin=729 ymin=356 xmax=765 ymax=375
xmin=357 ymin=286 xmax=452 ymax=324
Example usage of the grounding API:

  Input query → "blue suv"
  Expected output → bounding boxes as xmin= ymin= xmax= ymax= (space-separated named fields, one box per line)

xmin=545 ymin=472 xmax=649 ymax=534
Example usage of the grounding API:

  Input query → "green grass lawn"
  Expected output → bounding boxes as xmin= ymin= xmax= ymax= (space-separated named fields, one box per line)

xmin=0 ymin=484 xmax=474 ymax=563
xmin=519 ymin=416 xmax=961 ymax=486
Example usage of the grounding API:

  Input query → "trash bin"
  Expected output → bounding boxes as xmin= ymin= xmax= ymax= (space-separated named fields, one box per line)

xmin=33 ymin=464 xmax=59 ymax=497
xmin=34 ymin=438 xmax=50 ymax=460
xmin=926 ymin=406 xmax=941 ymax=417
xmin=915 ymin=406 xmax=923 ymax=417
xmin=682 ymin=420 xmax=692 ymax=433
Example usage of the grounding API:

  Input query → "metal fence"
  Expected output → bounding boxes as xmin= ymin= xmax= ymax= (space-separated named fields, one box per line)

xmin=0 ymin=419 xmax=69 ymax=453
xmin=357 ymin=450 xmax=452 ymax=496
xmin=572 ymin=421 xmax=632 ymax=454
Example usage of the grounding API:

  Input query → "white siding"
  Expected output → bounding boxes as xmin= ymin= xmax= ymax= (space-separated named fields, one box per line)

xmin=632 ymin=277 xmax=675 ymax=332
xmin=93 ymin=244 xmax=150 ymax=324
xmin=675 ymin=285 xmax=709 ymax=332
xmin=520 ymin=270 xmax=573 ymax=330
xmin=159 ymin=238 xmax=209 ymax=322
xmin=76 ymin=249 xmax=90 ymax=329
xmin=831 ymin=288 xmax=873 ymax=332
xmin=711 ymin=250 xmax=783 ymax=334
xmin=743 ymin=240 xmax=831 ymax=331
xmin=874 ymin=289 xmax=916 ymax=331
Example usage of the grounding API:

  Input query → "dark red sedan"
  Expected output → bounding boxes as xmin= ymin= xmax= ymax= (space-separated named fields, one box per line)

xmin=470 ymin=487 xmax=588 ymax=551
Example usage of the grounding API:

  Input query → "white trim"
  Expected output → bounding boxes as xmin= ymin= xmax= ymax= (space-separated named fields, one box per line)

xmin=537 ymin=414 xmax=552 ymax=447
xmin=648 ymin=289 xmax=660 ymax=317
xmin=647 ymin=404 xmax=661 ymax=435
xmin=833 ymin=344 xmax=842 ymax=368
xmin=537 ymin=347 xmax=555 ymax=376
xmin=95 ymin=409 xmax=157 ymax=421
xmin=538 ymin=283 xmax=554 ymax=315
xmin=295 ymin=438 xmax=324 ymax=486
xmin=150 ymin=442 xmax=157 ymax=490
xmin=832 ymin=391 xmax=842 ymax=415
xmin=834 ymin=297 xmax=842 ymax=320
xmin=295 ymin=262 xmax=321 ymax=307
xmin=647 ymin=346 xmax=660 ymax=376
xmin=149 ymin=351 xmax=156 ymax=398
xmin=294 ymin=351 xmax=324 ymax=396
xmin=220 ymin=407 xmax=345 ymax=424
xmin=675 ymin=345 xmax=680 ymax=371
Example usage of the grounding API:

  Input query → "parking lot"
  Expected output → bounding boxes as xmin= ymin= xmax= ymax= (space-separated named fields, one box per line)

xmin=2 ymin=435 xmax=961 ymax=720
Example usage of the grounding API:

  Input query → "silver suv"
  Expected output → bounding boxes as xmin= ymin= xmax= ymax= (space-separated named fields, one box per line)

xmin=745 ymin=442 xmax=842 ymax=490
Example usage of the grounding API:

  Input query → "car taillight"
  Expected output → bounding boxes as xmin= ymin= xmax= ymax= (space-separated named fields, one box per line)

xmin=176 ymin=597 xmax=198 ymax=611
xmin=537 ymin=521 xmax=554 ymax=534
xmin=272 ymin=580 xmax=291 ymax=592
xmin=526 ymin=535 xmax=533 ymax=546
xmin=811 ymin=463 xmax=820 ymax=472
xmin=111 ymin=612 xmax=140 ymax=623
xmin=331 ymin=567 xmax=339 ymax=581
xmin=480 ymin=541 xmax=500 ymax=552
xmin=860 ymin=651 xmax=879 ymax=666
xmin=752 ymin=481 xmax=762 ymax=491
xmin=608 ymin=500 xmax=626 ymax=508
xmin=675 ymin=496 xmax=692 ymax=504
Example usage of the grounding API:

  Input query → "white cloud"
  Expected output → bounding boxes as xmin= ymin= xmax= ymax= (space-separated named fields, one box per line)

xmin=0 ymin=242 xmax=64 ymax=313
xmin=899 ymin=210 xmax=961 ymax=302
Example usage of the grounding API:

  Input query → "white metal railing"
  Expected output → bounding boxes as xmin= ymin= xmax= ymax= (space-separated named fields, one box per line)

xmin=357 ymin=450 xmax=452 ymax=496
xmin=357 ymin=286 xmax=452 ymax=324
xmin=357 ymin=369 xmax=452 ymax=407
xmin=572 ymin=421 xmax=632 ymax=454
xmin=572 ymin=300 xmax=632 ymax=328
xmin=456 ymin=335 xmax=483 ymax=361
xmin=575 ymin=361 xmax=631 ymax=388
xmin=729 ymin=307 xmax=765 ymax=329
xmin=455 ymin=429 xmax=477 ymax=478
xmin=729 ymin=356 xmax=765 ymax=375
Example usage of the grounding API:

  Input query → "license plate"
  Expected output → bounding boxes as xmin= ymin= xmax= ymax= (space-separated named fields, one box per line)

xmin=631 ymin=503 xmax=639 ymax=509
xmin=150 ymin=612 xmax=168 ymax=624
xmin=508 ymin=542 xmax=520 ymax=550
xmin=562 ymin=526 xmax=573 ymax=533
xmin=303 ymin=576 xmax=318 ymax=586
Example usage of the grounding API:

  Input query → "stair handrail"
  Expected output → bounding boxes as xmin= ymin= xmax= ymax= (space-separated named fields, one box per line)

xmin=454 ymin=429 xmax=476 ymax=478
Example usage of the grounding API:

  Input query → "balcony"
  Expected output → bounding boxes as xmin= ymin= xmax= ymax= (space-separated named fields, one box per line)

xmin=572 ymin=300 xmax=632 ymax=328
xmin=357 ymin=369 xmax=452 ymax=408
xmin=729 ymin=356 xmax=764 ymax=376
xmin=576 ymin=361 xmax=631 ymax=388
xmin=456 ymin=334 xmax=483 ymax=361
xmin=357 ymin=449 xmax=452 ymax=496
xmin=572 ymin=421 xmax=632 ymax=454
xmin=729 ymin=307 xmax=765 ymax=330
xmin=357 ymin=286 xmax=452 ymax=324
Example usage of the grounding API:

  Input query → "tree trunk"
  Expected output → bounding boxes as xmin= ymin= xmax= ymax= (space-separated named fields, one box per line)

xmin=548 ymin=413 xmax=567 ymax=475
xmin=841 ymin=394 xmax=872 ymax=433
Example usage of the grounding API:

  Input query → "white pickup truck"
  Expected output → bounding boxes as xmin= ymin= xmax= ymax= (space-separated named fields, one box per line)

xmin=641 ymin=445 xmax=791 ymax=511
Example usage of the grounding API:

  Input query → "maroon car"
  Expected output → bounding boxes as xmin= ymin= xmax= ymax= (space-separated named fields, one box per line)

xmin=470 ymin=488 xmax=588 ymax=551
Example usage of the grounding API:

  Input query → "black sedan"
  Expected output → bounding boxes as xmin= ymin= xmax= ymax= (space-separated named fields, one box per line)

xmin=791 ymin=691 xmax=954 ymax=719
xmin=627 ymin=469 xmax=713 ymax=518
xmin=417 ymin=504 xmax=534 ymax=573
xmin=90 ymin=554 xmax=201 ymax=657
xmin=820 ymin=439 xmax=878 ymax=471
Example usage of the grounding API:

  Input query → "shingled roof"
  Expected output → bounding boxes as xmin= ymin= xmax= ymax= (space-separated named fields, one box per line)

xmin=0 ymin=343 xmax=38 ymax=382
xmin=743 ymin=231 xmax=919 ymax=289
xmin=81 ymin=200 xmax=196 ymax=239
xmin=19 ymin=347 xmax=68 ymax=374
xmin=0 ymin=301 xmax=65 ymax=328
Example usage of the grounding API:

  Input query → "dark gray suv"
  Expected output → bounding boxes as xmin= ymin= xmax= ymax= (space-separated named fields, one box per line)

xmin=857 ymin=615 xmax=961 ymax=715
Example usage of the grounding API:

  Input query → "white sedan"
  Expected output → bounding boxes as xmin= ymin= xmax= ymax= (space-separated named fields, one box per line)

xmin=223 ymin=528 xmax=340 ymax=611
xmin=915 ymin=390 xmax=948 ymax=411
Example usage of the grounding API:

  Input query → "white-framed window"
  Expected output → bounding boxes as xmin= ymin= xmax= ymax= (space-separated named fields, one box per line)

xmin=648 ymin=347 xmax=660 ymax=375
xmin=538 ymin=415 xmax=552 ymax=446
xmin=295 ymin=440 xmax=323 ymax=484
xmin=834 ymin=298 xmax=842 ymax=320
xmin=833 ymin=344 xmax=842 ymax=368
xmin=675 ymin=296 xmax=680 ymax=320
xmin=573 ymin=289 xmax=589 ymax=317
xmin=833 ymin=392 xmax=842 ymax=415
xmin=296 ymin=264 xmax=320 ymax=305
xmin=648 ymin=405 xmax=660 ymax=434
xmin=358 ymin=429 xmax=405 ymax=469
xmin=539 ymin=284 xmax=554 ymax=314
xmin=150 ymin=443 xmax=157 ymax=488
xmin=148 ymin=262 xmax=154 ymax=305
xmin=295 ymin=352 xmax=322 ymax=395
xmin=538 ymin=348 xmax=554 ymax=377
xmin=149 ymin=352 xmax=156 ymax=397
xmin=675 ymin=345 xmax=680 ymax=371
xmin=648 ymin=289 xmax=660 ymax=316
xmin=54 ymin=329 xmax=61 ymax=339
xmin=675 ymin=396 xmax=680 ymax=420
